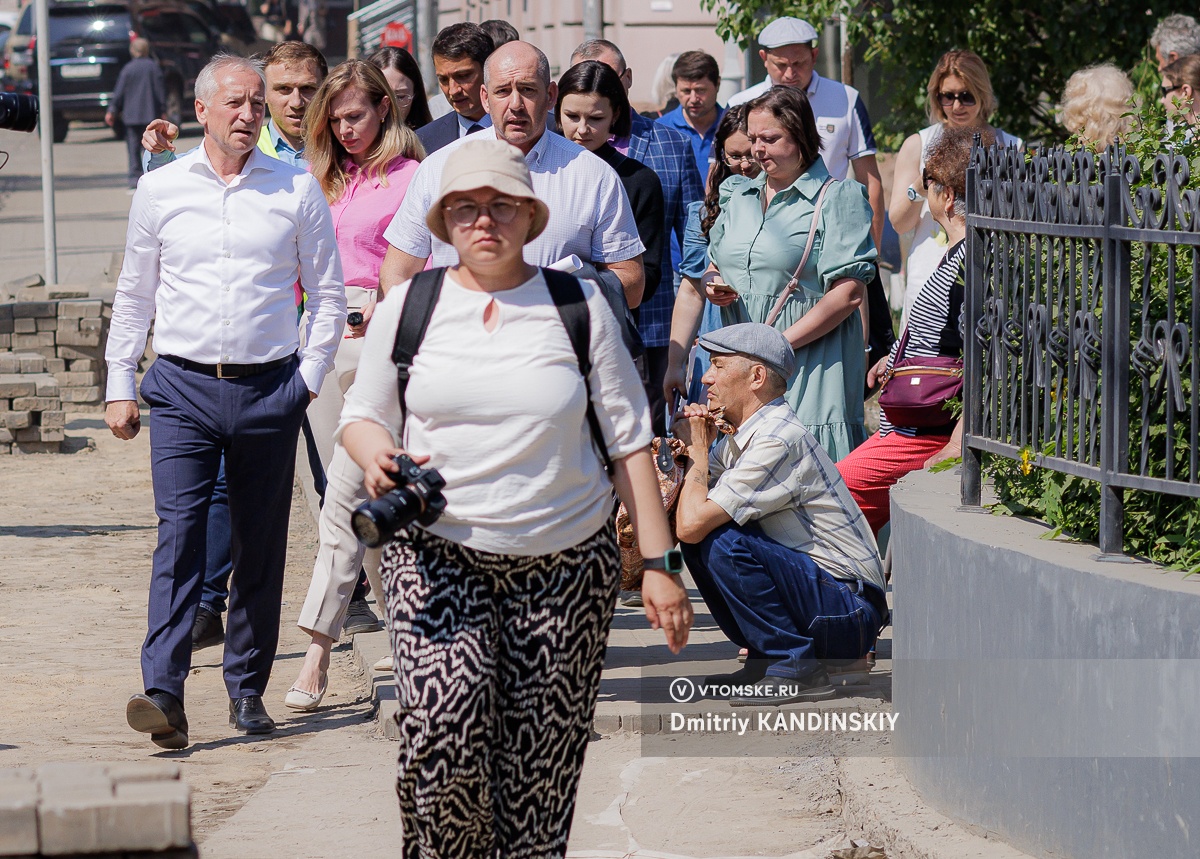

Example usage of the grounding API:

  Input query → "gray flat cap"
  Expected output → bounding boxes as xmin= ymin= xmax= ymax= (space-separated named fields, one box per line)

xmin=699 ymin=323 xmax=796 ymax=380
xmin=759 ymin=17 xmax=819 ymax=48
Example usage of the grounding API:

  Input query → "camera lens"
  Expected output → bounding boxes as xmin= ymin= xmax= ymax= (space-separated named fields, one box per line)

xmin=346 ymin=311 xmax=363 ymax=327
xmin=0 ymin=93 xmax=39 ymax=134
xmin=351 ymin=488 xmax=424 ymax=547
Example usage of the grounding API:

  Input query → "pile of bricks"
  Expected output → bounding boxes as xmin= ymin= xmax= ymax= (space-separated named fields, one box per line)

xmin=0 ymin=762 xmax=193 ymax=857
xmin=0 ymin=290 xmax=114 ymax=454
xmin=0 ymin=354 xmax=66 ymax=454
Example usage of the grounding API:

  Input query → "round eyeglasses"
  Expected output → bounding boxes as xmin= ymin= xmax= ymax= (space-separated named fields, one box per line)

xmin=444 ymin=199 xmax=524 ymax=227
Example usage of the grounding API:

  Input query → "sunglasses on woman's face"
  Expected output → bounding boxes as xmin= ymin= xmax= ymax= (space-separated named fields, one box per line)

xmin=1162 ymin=84 xmax=1181 ymax=97
xmin=922 ymin=169 xmax=938 ymax=190
xmin=938 ymin=90 xmax=977 ymax=108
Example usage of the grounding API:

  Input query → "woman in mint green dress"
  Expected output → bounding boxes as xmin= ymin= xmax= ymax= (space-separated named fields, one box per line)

xmin=703 ymin=86 xmax=876 ymax=461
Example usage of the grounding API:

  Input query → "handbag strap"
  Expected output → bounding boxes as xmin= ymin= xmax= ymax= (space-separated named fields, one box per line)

xmin=764 ymin=177 xmax=834 ymax=328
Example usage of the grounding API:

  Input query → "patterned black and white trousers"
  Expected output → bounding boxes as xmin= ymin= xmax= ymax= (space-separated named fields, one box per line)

xmin=379 ymin=525 xmax=621 ymax=859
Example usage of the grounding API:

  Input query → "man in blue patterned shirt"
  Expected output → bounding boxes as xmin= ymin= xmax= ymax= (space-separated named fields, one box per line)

xmin=571 ymin=39 xmax=705 ymax=435
xmin=673 ymin=323 xmax=887 ymax=706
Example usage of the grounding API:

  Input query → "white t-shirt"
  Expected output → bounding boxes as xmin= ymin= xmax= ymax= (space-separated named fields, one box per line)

xmin=338 ymin=269 xmax=652 ymax=556
xmin=727 ymin=72 xmax=876 ymax=181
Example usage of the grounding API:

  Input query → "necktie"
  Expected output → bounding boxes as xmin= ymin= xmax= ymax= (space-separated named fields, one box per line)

xmin=467 ymin=123 xmax=483 ymax=135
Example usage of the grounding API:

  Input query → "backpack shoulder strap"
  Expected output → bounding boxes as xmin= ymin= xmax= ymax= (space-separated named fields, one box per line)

xmin=542 ymin=268 xmax=614 ymax=476
xmin=391 ymin=267 xmax=447 ymax=429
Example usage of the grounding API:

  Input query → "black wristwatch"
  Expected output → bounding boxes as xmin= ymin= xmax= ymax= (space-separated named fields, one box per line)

xmin=643 ymin=549 xmax=684 ymax=575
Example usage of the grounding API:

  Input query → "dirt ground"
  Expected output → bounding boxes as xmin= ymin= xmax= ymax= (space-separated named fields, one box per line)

xmin=0 ymin=413 xmax=385 ymax=844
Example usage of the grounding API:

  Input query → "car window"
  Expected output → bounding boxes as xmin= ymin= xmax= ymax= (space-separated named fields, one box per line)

xmin=16 ymin=6 xmax=32 ymax=36
xmin=180 ymin=13 xmax=213 ymax=45
xmin=48 ymin=11 xmax=133 ymax=47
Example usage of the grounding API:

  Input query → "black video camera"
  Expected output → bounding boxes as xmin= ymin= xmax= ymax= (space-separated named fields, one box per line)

xmin=0 ymin=93 xmax=39 ymax=134
xmin=351 ymin=453 xmax=447 ymax=548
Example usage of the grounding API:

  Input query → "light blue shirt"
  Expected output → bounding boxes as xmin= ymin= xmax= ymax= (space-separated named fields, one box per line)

xmin=141 ymin=118 xmax=306 ymax=173
xmin=455 ymin=112 xmax=493 ymax=138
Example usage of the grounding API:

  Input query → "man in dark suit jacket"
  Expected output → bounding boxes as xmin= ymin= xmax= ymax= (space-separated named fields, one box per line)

xmin=106 ymin=38 xmax=164 ymax=189
xmin=571 ymin=39 xmax=705 ymax=438
xmin=417 ymin=23 xmax=495 ymax=154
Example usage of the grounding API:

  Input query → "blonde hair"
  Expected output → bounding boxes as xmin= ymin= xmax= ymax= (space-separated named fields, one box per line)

xmin=1060 ymin=64 xmax=1134 ymax=147
xmin=926 ymin=50 xmax=996 ymax=124
xmin=304 ymin=60 xmax=425 ymax=204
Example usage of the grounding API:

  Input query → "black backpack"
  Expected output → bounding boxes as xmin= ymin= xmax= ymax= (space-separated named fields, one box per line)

xmin=391 ymin=267 xmax=613 ymax=475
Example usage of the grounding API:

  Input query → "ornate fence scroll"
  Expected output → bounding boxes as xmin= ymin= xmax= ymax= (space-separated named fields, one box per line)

xmin=962 ymin=141 xmax=1200 ymax=555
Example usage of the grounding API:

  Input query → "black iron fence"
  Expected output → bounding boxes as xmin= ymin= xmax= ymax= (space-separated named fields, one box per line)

xmin=961 ymin=142 xmax=1199 ymax=555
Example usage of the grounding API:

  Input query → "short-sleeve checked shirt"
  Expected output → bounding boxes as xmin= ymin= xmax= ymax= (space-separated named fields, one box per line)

xmin=382 ymin=127 xmax=645 ymax=269
xmin=707 ymin=398 xmax=886 ymax=591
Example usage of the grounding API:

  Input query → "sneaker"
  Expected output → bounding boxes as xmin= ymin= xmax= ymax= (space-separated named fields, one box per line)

xmin=191 ymin=604 xmax=224 ymax=652
xmin=703 ymin=660 xmax=769 ymax=688
xmin=728 ymin=669 xmax=837 ymax=707
xmin=822 ymin=657 xmax=874 ymax=687
xmin=343 ymin=598 xmax=383 ymax=636
xmin=618 ymin=590 xmax=643 ymax=608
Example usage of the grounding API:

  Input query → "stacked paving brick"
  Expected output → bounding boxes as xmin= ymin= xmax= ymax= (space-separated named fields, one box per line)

xmin=0 ymin=291 xmax=112 ymax=453
xmin=0 ymin=762 xmax=194 ymax=857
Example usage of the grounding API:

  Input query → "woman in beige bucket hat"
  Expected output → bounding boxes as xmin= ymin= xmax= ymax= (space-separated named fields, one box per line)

xmin=338 ymin=139 xmax=694 ymax=857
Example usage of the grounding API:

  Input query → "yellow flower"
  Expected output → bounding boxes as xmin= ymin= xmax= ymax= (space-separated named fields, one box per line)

xmin=1020 ymin=448 xmax=1033 ymax=475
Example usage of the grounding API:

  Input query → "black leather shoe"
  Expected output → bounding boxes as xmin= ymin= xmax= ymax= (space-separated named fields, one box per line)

xmin=127 ymin=691 xmax=189 ymax=750
xmin=728 ymin=670 xmax=837 ymax=707
xmin=191 ymin=605 xmax=225 ymax=652
xmin=229 ymin=695 xmax=276 ymax=735
xmin=704 ymin=659 xmax=770 ymax=689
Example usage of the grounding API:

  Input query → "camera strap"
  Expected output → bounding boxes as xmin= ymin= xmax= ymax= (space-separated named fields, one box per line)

xmin=390 ymin=267 xmax=614 ymax=477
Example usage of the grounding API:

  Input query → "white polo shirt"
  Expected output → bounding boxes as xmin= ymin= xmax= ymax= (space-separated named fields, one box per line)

xmin=728 ymin=71 xmax=876 ymax=181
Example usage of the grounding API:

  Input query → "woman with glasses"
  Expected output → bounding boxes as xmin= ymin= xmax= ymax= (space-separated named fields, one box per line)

xmin=1161 ymin=55 xmax=1200 ymax=128
xmin=665 ymin=104 xmax=759 ymax=404
xmin=283 ymin=60 xmax=425 ymax=710
xmin=339 ymin=139 xmax=692 ymax=856
xmin=890 ymin=50 xmax=1020 ymax=330
xmin=702 ymin=86 xmax=876 ymax=462
xmin=556 ymin=61 xmax=666 ymax=300
xmin=368 ymin=46 xmax=434 ymax=130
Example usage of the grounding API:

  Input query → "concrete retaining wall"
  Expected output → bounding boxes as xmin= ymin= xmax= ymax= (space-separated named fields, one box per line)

xmin=891 ymin=468 xmax=1200 ymax=859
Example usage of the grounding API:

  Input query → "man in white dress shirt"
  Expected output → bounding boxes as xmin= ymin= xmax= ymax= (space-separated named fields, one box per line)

xmin=377 ymin=40 xmax=645 ymax=308
xmin=105 ymin=55 xmax=346 ymax=749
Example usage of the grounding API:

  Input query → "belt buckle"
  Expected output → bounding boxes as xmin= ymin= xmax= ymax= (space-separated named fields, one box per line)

xmin=216 ymin=363 xmax=225 ymax=379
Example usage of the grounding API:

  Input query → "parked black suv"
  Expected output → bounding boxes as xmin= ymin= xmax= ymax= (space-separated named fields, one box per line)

xmin=2 ymin=0 xmax=226 ymax=142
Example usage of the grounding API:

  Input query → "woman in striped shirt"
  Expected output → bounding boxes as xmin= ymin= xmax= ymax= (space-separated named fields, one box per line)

xmin=837 ymin=126 xmax=986 ymax=535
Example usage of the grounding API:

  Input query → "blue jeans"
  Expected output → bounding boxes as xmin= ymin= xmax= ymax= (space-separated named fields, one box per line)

xmin=681 ymin=524 xmax=884 ymax=680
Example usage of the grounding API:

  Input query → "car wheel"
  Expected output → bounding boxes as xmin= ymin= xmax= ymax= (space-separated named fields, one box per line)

xmin=165 ymin=83 xmax=183 ymax=128
xmin=51 ymin=112 xmax=68 ymax=143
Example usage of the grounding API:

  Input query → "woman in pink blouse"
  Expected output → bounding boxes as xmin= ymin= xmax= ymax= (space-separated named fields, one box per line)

xmin=286 ymin=60 xmax=424 ymax=709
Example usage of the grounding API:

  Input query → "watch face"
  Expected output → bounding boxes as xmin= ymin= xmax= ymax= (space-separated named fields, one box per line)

xmin=665 ymin=548 xmax=685 ymax=574
xmin=907 ymin=186 xmax=919 ymax=201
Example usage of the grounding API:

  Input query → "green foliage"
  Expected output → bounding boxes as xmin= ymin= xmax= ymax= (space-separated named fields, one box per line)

xmin=983 ymin=103 xmax=1200 ymax=574
xmin=702 ymin=0 xmax=1179 ymax=146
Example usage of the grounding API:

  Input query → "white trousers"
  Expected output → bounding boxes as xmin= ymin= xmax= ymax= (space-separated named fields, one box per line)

xmin=298 ymin=286 xmax=383 ymax=639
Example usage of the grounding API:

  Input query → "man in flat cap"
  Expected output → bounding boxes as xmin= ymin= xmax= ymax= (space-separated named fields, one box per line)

xmin=671 ymin=323 xmax=887 ymax=706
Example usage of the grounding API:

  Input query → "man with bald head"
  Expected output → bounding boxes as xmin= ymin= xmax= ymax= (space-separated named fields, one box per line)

xmin=379 ymin=40 xmax=645 ymax=307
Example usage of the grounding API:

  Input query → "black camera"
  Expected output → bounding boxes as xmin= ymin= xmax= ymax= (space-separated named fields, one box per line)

xmin=0 ymin=93 xmax=39 ymax=134
xmin=351 ymin=453 xmax=447 ymax=547
xmin=346 ymin=311 xmax=363 ymax=327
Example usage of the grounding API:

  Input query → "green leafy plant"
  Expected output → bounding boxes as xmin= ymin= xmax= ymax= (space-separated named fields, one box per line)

xmin=983 ymin=103 xmax=1200 ymax=573
xmin=702 ymin=0 xmax=1180 ymax=145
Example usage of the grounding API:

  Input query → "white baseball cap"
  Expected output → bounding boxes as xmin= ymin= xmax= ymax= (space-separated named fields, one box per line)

xmin=758 ymin=17 xmax=819 ymax=49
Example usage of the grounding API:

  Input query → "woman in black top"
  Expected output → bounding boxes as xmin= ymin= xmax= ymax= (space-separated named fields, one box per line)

xmin=556 ymin=61 xmax=666 ymax=299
